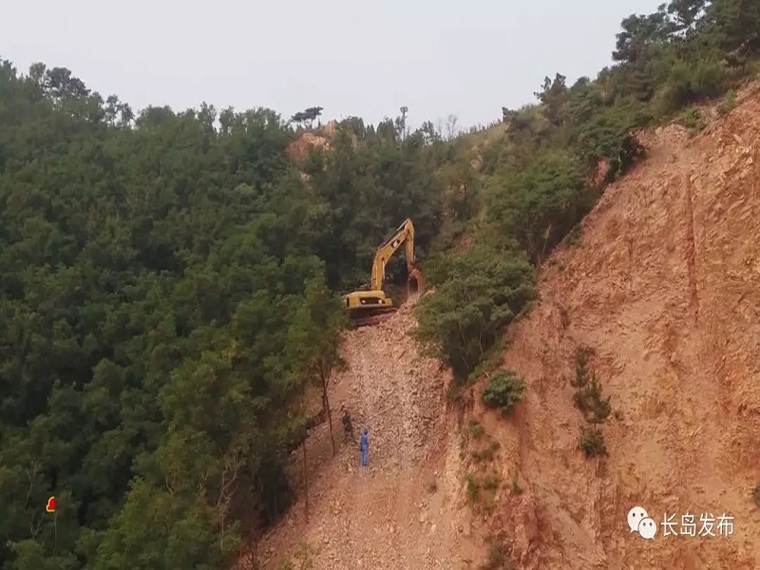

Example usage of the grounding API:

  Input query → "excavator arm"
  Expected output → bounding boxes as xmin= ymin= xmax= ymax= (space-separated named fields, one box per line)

xmin=369 ymin=218 xmax=422 ymax=292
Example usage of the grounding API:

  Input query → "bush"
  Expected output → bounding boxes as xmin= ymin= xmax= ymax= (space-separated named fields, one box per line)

xmin=575 ymin=98 xmax=649 ymax=181
xmin=570 ymin=346 xmax=611 ymax=424
xmin=573 ymin=373 xmax=612 ymax=424
xmin=570 ymin=346 xmax=612 ymax=458
xmin=467 ymin=419 xmax=485 ymax=439
xmin=414 ymin=244 xmax=535 ymax=381
xmin=579 ymin=425 xmax=607 ymax=457
xmin=480 ymin=537 xmax=514 ymax=570
xmin=717 ymin=89 xmax=737 ymax=116
xmin=481 ymin=370 xmax=526 ymax=416
xmin=486 ymin=150 xmax=593 ymax=264
xmin=654 ymin=58 xmax=727 ymax=116
xmin=466 ymin=473 xmax=480 ymax=503
xmin=680 ymin=106 xmax=706 ymax=134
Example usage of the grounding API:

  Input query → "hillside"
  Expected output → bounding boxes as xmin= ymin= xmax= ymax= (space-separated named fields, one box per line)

xmin=2 ymin=1 xmax=760 ymax=568
xmin=464 ymin=86 xmax=760 ymax=568
xmin=245 ymin=300 xmax=479 ymax=569
xmin=261 ymin=85 xmax=760 ymax=570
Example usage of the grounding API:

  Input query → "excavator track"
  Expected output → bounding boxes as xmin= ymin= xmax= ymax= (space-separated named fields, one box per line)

xmin=351 ymin=307 xmax=398 ymax=328
xmin=350 ymin=308 xmax=398 ymax=328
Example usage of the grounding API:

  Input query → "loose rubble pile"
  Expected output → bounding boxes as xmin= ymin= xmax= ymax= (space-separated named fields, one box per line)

xmin=246 ymin=297 xmax=477 ymax=570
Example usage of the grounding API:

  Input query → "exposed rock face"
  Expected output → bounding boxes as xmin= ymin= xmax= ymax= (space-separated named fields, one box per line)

xmin=487 ymin=88 xmax=760 ymax=569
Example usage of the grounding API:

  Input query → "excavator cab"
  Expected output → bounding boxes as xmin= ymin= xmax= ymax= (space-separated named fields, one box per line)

xmin=343 ymin=218 xmax=424 ymax=327
xmin=343 ymin=290 xmax=393 ymax=310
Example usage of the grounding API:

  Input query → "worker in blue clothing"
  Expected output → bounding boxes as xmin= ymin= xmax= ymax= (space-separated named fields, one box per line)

xmin=360 ymin=427 xmax=369 ymax=467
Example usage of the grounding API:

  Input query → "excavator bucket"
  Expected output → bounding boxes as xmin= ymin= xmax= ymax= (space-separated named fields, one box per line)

xmin=407 ymin=266 xmax=425 ymax=299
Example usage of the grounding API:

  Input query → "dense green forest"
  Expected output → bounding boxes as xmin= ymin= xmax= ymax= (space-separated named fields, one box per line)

xmin=0 ymin=61 xmax=448 ymax=569
xmin=0 ymin=0 xmax=757 ymax=568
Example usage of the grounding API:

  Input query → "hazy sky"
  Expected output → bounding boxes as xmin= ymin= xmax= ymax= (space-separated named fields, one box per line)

xmin=2 ymin=0 xmax=662 ymax=131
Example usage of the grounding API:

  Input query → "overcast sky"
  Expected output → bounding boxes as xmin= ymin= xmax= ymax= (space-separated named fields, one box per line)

xmin=2 ymin=0 xmax=662 ymax=131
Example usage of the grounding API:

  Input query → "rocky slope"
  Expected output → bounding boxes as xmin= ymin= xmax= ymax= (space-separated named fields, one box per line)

xmin=472 ymin=85 xmax=760 ymax=569
xmin=242 ymin=300 xmax=483 ymax=570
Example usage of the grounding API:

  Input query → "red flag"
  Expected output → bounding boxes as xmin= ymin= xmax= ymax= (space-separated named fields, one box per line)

xmin=46 ymin=496 xmax=56 ymax=513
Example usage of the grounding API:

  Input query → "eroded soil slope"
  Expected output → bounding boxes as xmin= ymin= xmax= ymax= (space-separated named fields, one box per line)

xmin=473 ymin=87 xmax=760 ymax=569
xmin=248 ymin=302 xmax=482 ymax=570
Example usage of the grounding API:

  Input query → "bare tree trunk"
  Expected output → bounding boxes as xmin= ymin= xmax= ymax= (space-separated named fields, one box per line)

xmin=250 ymin=540 xmax=259 ymax=570
xmin=322 ymin=374 xmax=336 ymax=456
xmin=248 ymin=518 xmax=260 ymax=570
xmin=220 ymin=515 xmax=225 ymax=552
xmin=302 ymin=439 xmax=309 ymax=522
xmin=540 ymin=224 xmax=552 ymax=262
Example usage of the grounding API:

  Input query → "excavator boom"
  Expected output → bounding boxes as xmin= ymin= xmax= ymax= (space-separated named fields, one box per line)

xmin=343 ymin=218 xmax=424 ymax=327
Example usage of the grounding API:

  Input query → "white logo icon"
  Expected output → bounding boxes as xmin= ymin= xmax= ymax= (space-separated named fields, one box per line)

xmin=627 ymin=506 xmax=648 ymax=532
xmin=638 ymin=517 xmax=658 ymax=539
xmin=627 ymin=506 xmax=658 ymax=539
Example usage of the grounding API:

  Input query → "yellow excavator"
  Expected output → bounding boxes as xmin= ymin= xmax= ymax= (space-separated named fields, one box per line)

xmin=342 ymin=218 xmax=425 ymax=327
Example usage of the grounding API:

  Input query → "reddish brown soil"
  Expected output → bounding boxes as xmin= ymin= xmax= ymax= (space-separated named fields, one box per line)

xmin=477 ymin=86 xmax=760 ymax=569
